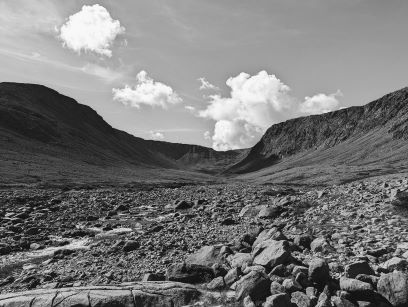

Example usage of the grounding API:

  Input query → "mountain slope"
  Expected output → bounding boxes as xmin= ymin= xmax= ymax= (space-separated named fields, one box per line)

xmin=228 ymin=87 xmax=408 ymax=185
xmin=0 ymin=82 xmax=244 ymax=186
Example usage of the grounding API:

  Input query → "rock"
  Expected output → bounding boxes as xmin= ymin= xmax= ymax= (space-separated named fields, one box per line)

xmin=207 ymin=276 xmax=225 ymax=290
xmin=252 ymin=240 xmax=291 ymax=269
xmin=235 ymin=271 xmax=271 ymax=301
xmin=264 ymin=293 xmax=291 ymax=307
xmin=291 ymin=291 xmax=311 ymax=307
xmin=243 ymin=295 xmax=256 ymax=307
xmin=0 ymin=282 xmax=201 ymax=307
xmin=239 ymin=205 xmax=263 ymax=218
xmin=339 ymin=277 xmax=374 ymax=301
xmin=355 ymin=274 xmax=379 ymax=288
xmin=282 ymin=278 xmax=302 ymax=293
xmin=258 ymin=206 xmax=283 ymax=219
xmin=186 ymin=245 xmax=223 ymax=267
xmin=331 ymin=296 xmax=356 ymax=307
xmin=310 ymin=237 xmax=333 ymax=253
xmin=309 ymin=258 xmax=330 ymax=286
xmin=377 ymin=271 xmax=408 ymax=307
xmin=270 ymin=281 xmax=285 ymax=295
xmin=380 ymin=257 xmax=408 ymax=272
xmin=345 ymin=261 xmax=375 ymax=278
xmin=174 ymin=200 xmax=192 ymax=210
xmin=253 ymin=228 xmax=287 ymax=248
xmin=391 ymin=190 xmax=408 ymax=207
xmin=224 ymin=268 xmax=240 ymax=286
xmin=220 ymin=217 xmax=236 ymax=225
xmin=142 ymin=273 xmax=166 ymax=281
xmin=227 ymin=252 xmax=252 ymax=268
xmin=166 ymin=263 xmax=214 ymax=284
xmin=0 ymin=243 xmax=11 ymax=255
xmin=294 ymin=234 xmax=313 ymax=249
xmin=122 ymin=240 xmax=140 ymax=252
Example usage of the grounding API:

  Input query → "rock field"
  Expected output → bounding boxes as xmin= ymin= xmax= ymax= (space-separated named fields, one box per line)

xmin=1 ymin=175 xmax=408 ymax=306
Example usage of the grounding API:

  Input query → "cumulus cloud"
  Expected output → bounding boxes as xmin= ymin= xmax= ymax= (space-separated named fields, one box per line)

xmin=204 ymin=131 xmax=211 ymax=141
xmin=198 ymin=77 xmax=219 ymax=91
xmin=199 ymin=71 xmax=294 ymax=150
xmin=300 ymin=90 xmax=342 ymax=114
xmin=59 ymin=4 xmax=125 ymax=57
xmin=198 ymin=70 xmax=342 ymax=150
xmin=112 ymin=71 xmax=182 ymax=109
xmin=150 ymin=131 xmax=165 ymax=140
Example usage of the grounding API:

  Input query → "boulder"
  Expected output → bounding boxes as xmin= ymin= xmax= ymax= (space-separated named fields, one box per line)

xmin=166 ymin=263 xmax=214 ymax=284
xmin=122 ymin=240 xmax=140 ymax=252
xmin=258 ymin=206 xmax=284 ymax=219
xmin=310 ymin=237 xmax=333 ymax=254
xmin=264 ymin=293 xmax=291 ymax=307
xmin=235 ymin=271 xmax=271 ymax=301
xmin=380 ymin=257 xmax=408 ymax=272
xmin=339 ymin=277 xmax=375 ymax=301
xmin=253 ymin=228 xmax=287 ymax=248
xmin=252 ymin=240 xmax=291 ymax=269
xmin=0 ymin=282 xmax=201 ymax=307
xmin=227 ymin=252 xmax=252 ymax=268
xmin=186 ymin=245 xmax=223 ymax=267
xmin=345 ymin=261 xmax=374 ymax=278
xmin=206 ymin=276 xmax=225 ymax=290
xmin=291 ymin=291 xmax=311 ymax=307
xmin=391 ymin=190 xmax=408 ymax=207
xmin=294 ymin=234 xmax=313 ymax=250
xmin=308 ymin=258 xmax=330 ymax=286
xmin=377 ymin=271 xmax=408 ymax=307
xmin=239 ymin=205 xmax=264 ymax=218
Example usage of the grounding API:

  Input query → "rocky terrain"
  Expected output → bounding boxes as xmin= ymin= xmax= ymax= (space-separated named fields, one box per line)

xmin=0 ymin=174 xmax=408 ymax=306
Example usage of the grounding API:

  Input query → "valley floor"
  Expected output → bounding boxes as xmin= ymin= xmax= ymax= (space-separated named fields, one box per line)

xmin=0 ymin=176 xmax=407 ymax=305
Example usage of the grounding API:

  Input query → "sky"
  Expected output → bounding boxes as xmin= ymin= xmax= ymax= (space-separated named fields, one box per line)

xmin=1 ymin=0 xmax=408 ymax=150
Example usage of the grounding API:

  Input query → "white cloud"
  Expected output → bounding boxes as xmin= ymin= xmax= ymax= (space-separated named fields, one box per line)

xmin=112 ymin=71 xmax=182 ymax=109
xmin=204 ymin=131 xmax=211 ymax=141
xmin=184 ymin=105 xmax=196 ymax=112
xmin=198 ymin=77 xmax=219 ymax=91
xmin=80 ymin=63 xmax=123 ymax=82
xmin=300 ymin=90 xmax=342 ymax=114
xmin=150 ymin=131 xmax=165 ymax=140
xmin=198 ymin=70 xmax=342 ymax=150
xmin=59 ymin=4 xmax=125 ymax=57
xmin=199 ymin=71 xmax=294 ymax=150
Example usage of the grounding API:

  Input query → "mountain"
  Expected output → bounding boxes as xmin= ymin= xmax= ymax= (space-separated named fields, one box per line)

xmin=0 ymin=82 xmax=245 ymax=186
xmin=228 ymin=87 xmax=408 ymax=185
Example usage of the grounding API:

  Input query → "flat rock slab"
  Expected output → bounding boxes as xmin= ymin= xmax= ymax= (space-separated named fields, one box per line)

xmin=0 ymin=282 xmax=203 ymax=307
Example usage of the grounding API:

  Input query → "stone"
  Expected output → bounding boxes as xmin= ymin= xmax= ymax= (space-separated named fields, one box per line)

xmin=270 ymin=281 xmax=285 ymax=295
xmin=252 ymin=240 xmax=291 ymax=269
xmin=291 ymin=291 xmax=311 ymax=307
xmin=235 ymin=271 xmax=271 ymax=301
xmin=186 ymin=245 xmax=223 ymax=267
xmin=142 ymin=273 xmax=165 ymax=281
xmin=174 ymin=200 xmax=192 ymax=210
xmin=380 ymin=257 xmax=408 ymax=272
xmin=166 ymin=263 xmax=214 ymax=284
xmin=253 ymin=228 xmax=287 ymax=248
xmin=309 ymin=258 xmax=330 ymax=285
xmin=243 ymin=295 xmax=256 ymax=307
xmin=331 ymin=296 xmax=356 ymax=307
xmin=207 ymin=276 xmax=225 ymax=290
xmin=391 ymin=190 xmax=408 ymax=207
xmin=345 ymin=261 xmax=375 ymax=278
xmin=239 ymin=205 xmax=263 ymax=218
xmin=377 ymin=271 xmax=408 ymax=307
xmin=310 ymin=237 xmax=333 ymax=253
xmin=282 ymin=278 xmax=302 ymax=293
xmin=294 ymin=234 xmax=313 ymax=250
xmin=339 ymin=277 xmax=374 ymax=301
xmin=224 ymin=268 xmax=240 ymax=286
xmin=123 ymin=240 xmax=140 ymax=252
xmin=258 ymin=206 xmax=283 ymax=219
xmin=264 ymin=293 xmax=291 ymax=307
xmin=227 ymin=252 xmax=252 ymax=268
xmin=0 ymin=243 xmax=11 ymax=255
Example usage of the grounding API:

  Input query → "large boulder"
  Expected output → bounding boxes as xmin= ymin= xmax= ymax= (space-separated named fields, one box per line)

xmin=345 ymin=261 xmax=374 ymax=278
xmin=186 ymin=245 xmax=223 ymax=267
xmin=252 ymin=240 xmax=291 ymax=269
xmin=377 ymin=271 xmax=408 ymax=307
xmin=0 ymin=282 xmax=201 ymax=307
xmin=166 ymin=263 xmax=214 ymax=284
xmin=235 ymin=271 xmax=271 ymax=301
xmin=253 ymin=228 xmax=287 ymax=248
xmin=308 ymin=258 xmax=330 ymax=286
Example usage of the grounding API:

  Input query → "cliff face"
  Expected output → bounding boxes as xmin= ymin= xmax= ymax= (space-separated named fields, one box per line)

xmin=229 ymin=87 xmax=408 ymax=174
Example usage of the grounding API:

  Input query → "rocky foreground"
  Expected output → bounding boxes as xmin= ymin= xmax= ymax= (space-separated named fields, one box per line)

xmin=1 ymin=176 xmax=408 ymax=306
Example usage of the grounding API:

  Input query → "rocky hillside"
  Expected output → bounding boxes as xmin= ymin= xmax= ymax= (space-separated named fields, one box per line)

xmin=0 ymin=82 xmax=244 ymax=185
xmin=229 ymin=87 xmax=408 ymax=182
